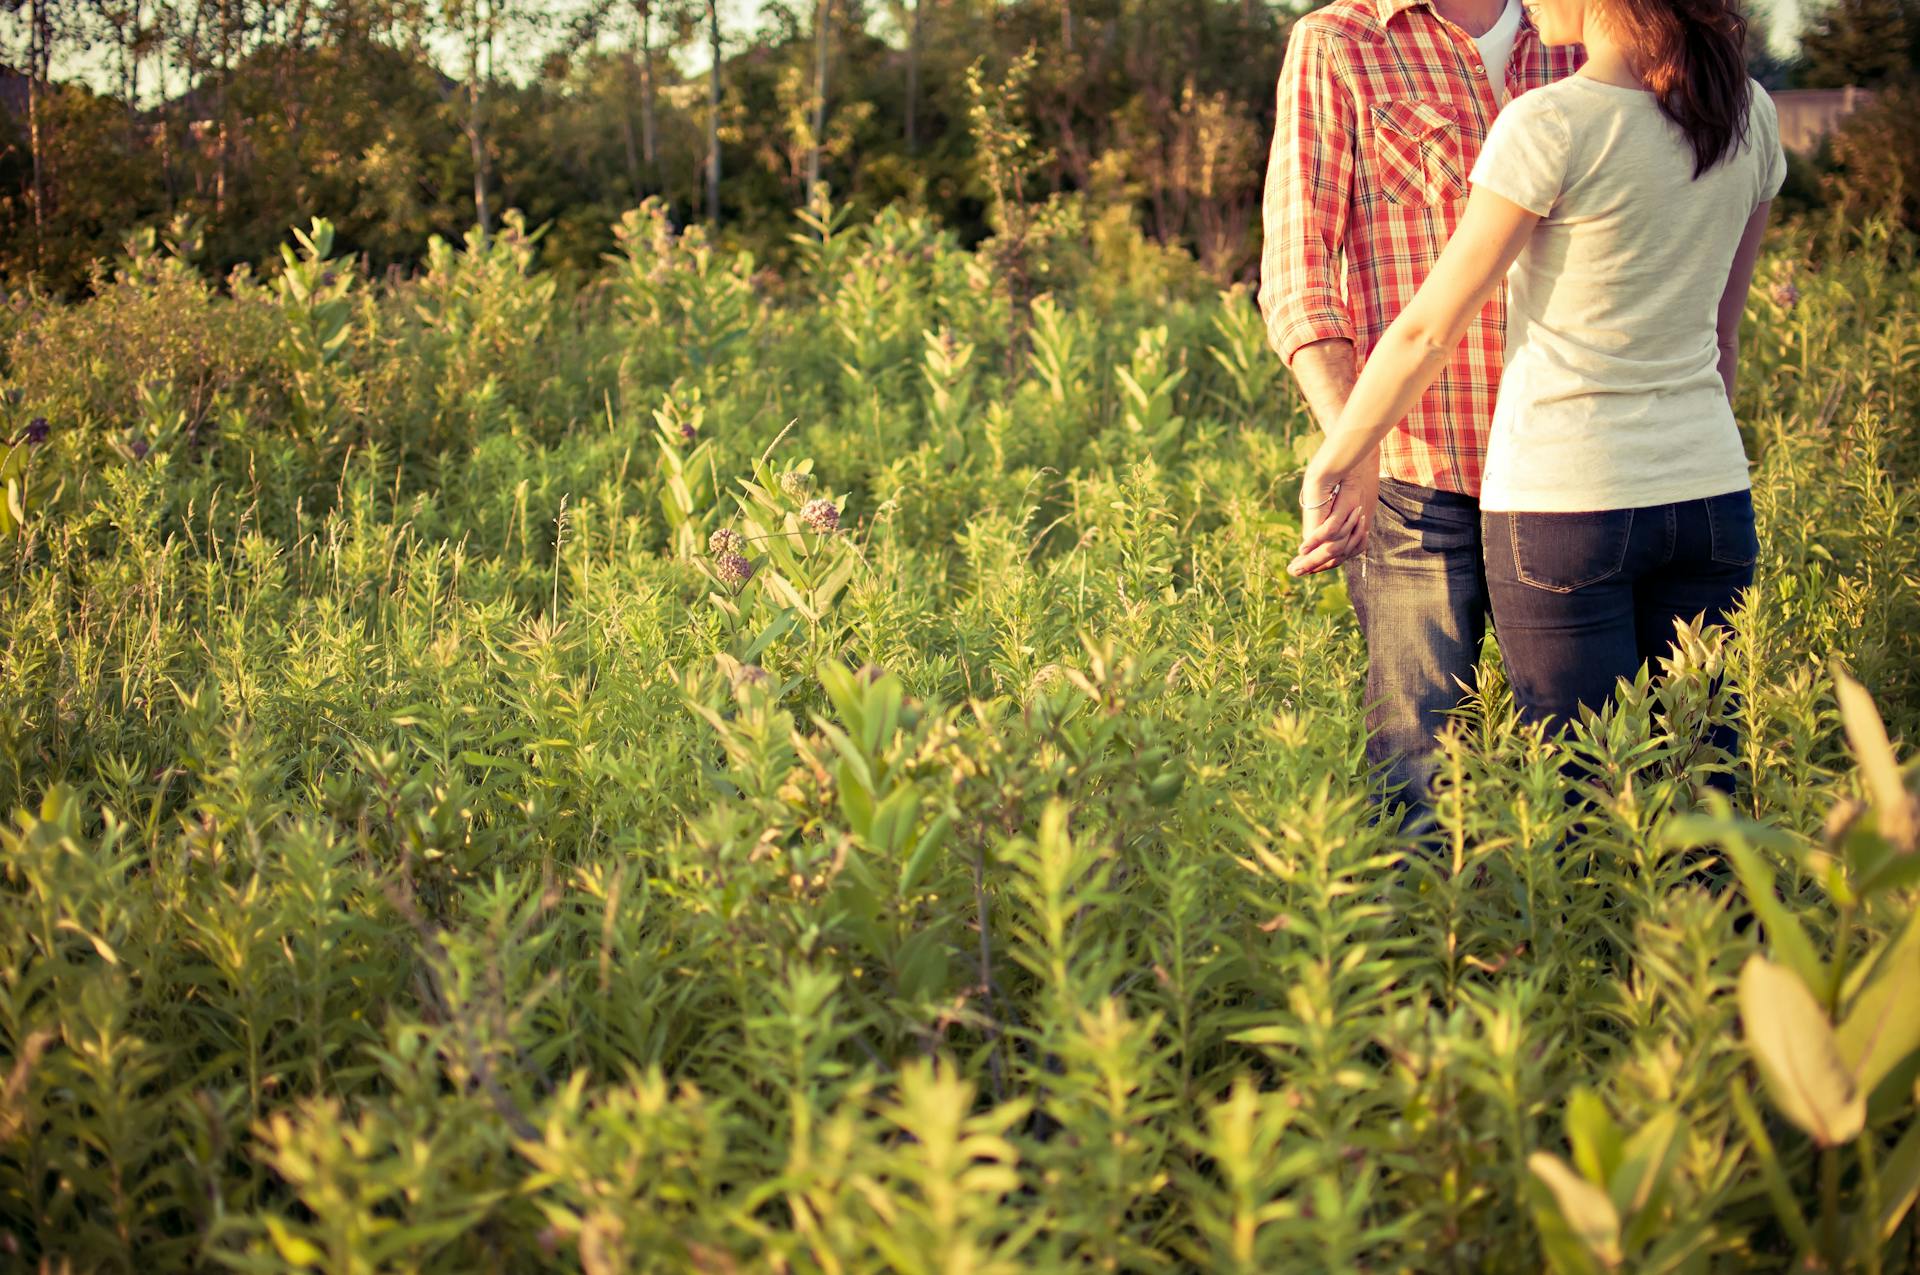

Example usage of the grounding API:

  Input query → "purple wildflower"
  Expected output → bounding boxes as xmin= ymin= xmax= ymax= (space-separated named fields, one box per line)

xmin=708 ymin=526 xmax=745 ymax=557
xmin=1770 ymin=280 xmax=1801 ymax=310
xmin=129 ymin=436 xmax=150 ymax=461
xmin=20 ymin=416 xmax=49 ymax=446
xmin=800 ymin=498 xmax=840 ymax=535
xmin=715 ymin=552 xmax=755 ymax=589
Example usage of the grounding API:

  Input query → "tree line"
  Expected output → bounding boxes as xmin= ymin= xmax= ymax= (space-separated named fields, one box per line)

xmin=1 ymin=0 xmax=1915 ymax=294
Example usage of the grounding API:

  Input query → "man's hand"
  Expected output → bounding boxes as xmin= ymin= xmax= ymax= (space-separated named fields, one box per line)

xmin=1289 ymin=455 xmax=1378 ymax=577
xmin=1282 ymin=340 xmax=1373 ymax=577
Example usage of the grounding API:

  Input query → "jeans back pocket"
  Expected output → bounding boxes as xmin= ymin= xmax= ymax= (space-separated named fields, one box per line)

xmin=1705 ymin=490 xmax=1759 ymax=568
xmin=1504 ymin=509 xmax=1635 ymax=594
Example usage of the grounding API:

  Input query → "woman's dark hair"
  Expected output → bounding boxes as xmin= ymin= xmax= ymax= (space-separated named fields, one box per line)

xmin=1602 ymin=0 xmax=1752 ymax=176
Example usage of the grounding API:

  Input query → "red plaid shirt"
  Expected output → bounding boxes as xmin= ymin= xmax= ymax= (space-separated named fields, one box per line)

xmin=1258 ymin=0 xmax=1582 ymax=496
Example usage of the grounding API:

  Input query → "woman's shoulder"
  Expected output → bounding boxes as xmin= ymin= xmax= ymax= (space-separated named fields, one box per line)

xmin=1503 ymin=78 xmax=1577 ymax=130
xmin=1746 ymin=79 xmax=1781 ymax=129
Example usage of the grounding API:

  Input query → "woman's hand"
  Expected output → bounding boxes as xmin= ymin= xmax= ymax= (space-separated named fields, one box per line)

xmin=1289 ymin=450 xmax=1377 ymax=577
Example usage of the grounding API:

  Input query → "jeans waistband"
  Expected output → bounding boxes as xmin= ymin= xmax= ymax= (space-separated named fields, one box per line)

xmin=1379 ymin=476 xmax=1481 ymax=508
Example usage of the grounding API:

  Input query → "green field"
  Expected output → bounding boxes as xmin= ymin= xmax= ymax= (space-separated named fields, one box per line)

xmin=0 ymin=202 xmax=1916 ymax=1271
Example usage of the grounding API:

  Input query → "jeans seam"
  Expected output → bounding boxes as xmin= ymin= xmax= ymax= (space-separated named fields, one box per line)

xmin=1508 ymin=510 xmax=1634 ymax=595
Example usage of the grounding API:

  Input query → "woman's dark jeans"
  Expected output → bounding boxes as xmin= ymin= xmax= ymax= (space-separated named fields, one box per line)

xmin=1482 ymin=490 xmax=1758 ymax=789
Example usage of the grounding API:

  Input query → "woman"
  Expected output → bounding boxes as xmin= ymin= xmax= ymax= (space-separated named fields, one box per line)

xmin=1289 ymin=0 xmax=1785 ymax=761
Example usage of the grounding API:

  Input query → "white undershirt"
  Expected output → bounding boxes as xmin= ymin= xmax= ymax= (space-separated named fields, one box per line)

xmin=1473 ymin=0 xmax=1523 ymax=102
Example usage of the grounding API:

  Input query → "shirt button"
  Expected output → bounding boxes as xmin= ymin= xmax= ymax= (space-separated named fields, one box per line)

xmin=1471 ymin=62 xmax=1486 ymax=75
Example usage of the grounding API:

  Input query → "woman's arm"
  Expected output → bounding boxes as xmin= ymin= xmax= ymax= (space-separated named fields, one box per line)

xmin=1288 ymin=186 xmax=1539 ymax=576
xmin=1716 ymin=201 xmax=1772 ymax=401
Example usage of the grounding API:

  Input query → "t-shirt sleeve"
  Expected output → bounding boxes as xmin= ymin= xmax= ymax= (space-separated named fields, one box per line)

xmin=1752 ymin=86 xmax=1787 ymax=202
xmin=1469 ymin=90 xmax=1571 ymax=217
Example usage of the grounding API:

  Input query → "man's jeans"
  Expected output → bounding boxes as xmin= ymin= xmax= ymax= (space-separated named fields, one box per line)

xmin=1482 ymin=490 xmax=1758 ymax=789
xmin=1341 ymin=478 xmax=1490 ymax=827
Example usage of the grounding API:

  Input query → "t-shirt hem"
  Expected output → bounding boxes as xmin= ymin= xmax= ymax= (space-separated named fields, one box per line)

xmin=1480 ymin=474 xmax=1752 ymax=513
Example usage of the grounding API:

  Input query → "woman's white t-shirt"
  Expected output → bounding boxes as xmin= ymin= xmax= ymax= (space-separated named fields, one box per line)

xmin=1468 ymin=76 xmax=1787 ymax=513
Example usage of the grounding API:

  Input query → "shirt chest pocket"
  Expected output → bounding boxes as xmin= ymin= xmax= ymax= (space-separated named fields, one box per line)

xmin=1370 ymin=101 xmax=1468 ymax=206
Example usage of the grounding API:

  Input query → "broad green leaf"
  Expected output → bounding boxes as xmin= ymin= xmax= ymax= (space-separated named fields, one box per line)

xmin=811 ymin=717 xmax=874 ymax=796
xmin=1721 ymin=840 xmax=1829 ymax=999
xmin=1834 ymin=668 xmax=1915 ymax=850
xmin=1566 ymin=1087 xmax=1623 ymax=1187
xmin=869 ymin=784 xmax=923 ymax=855
xmin=1529 ymin=1152 xmax=1622 ymax=1269
xmin=819 ymin=663 xmax=864 ymax=731
xmin=901 ymin=811 xmax=952 ymax=893
xmin=894 ymin=927 xmax=951 ymax=1002
xmin=1610 ymin=1109 xmax=1682 ymax=1246
xmin=760 ymin=568 xmax=817 ymax=621
xmin=741 ymin=610 xmax=794 ymax=662
xmin=864 ymin=675 xmax=903 ymax=756
xmin=265 ymin=1215 xmax=325 ymax=1266
xmin=1835 ymin=911 xmax=1920 ymax=1098
xmin=1866 ymin=1116 xmax=1920 ymax=1245
xmin=836 ymin=757 xmax=874 ymax=836
xmin=1737 ymin=955 xmax=1865 ymax=1146
xmin=813 ymin=553 xmax=859 ymax=610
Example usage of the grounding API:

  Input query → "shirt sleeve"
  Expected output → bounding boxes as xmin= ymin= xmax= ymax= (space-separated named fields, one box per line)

xmin=1256 ymin=20 xmax=1359 ymax=366
xmin=1753 ymin=86 xmax=1787 ymax=202
xmin=1469 ymin=90 xmax=1571 ymax=218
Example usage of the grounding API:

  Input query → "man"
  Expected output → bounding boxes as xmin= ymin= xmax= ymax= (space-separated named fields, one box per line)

xmin=1257 ymin=0 xmax=1581 ymax=825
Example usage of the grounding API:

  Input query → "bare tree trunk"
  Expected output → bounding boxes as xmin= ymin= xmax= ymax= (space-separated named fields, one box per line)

xmin=705 ymin=0 xmax=720 ymax=225
xmin=127 ymin=44 xmax=142 ymax=165
xmin=620 ymin=71 xmax=642 ymax=199
xmin=807 ymin=0 xmax=830 ymax=193
xmin=26 ymin=0 xmax=47 ymax=269
xmin=215 ymin=0 xmax=230 ymax=220
xmin=906 ymin=0 xmax=921 ymax=152
xmin=466 ymin=4 xmax=492 ymax=240
xmin=284 ymin=0 xmax=313 ymax=149
xmin=1061 ymin=0 xmax=1072 ymax=54
xmin=638 ymin=0 xmax=657 ymax=169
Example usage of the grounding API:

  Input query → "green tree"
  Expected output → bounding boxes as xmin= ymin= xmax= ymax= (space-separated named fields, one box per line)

xmin=1800 ymin=0 xmax=1916 ymax=87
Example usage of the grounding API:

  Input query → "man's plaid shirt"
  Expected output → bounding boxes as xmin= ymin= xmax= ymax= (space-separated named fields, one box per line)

xmin=1257 ymin=0 xmax=1582 ymax=496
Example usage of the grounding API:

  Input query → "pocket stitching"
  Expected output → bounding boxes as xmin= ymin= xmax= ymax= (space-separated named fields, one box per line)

xmin=1509 ymin=510 xmax=1634 ymax=594
xmin=1371 ymin=103 xmax=1464 ymax=206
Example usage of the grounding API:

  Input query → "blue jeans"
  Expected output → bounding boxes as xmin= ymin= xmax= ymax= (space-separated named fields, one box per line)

xmin=1482 ymin=491 xmax=1758 ymax=776
xmin=1342 ymin=479 xmax=1491 ymax=824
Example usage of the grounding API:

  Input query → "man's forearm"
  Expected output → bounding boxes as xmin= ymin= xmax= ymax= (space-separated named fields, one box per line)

xmin=1289 ymin=338 xmax=1358 ymax=432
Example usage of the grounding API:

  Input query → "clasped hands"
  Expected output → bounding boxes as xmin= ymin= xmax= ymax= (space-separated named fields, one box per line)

xmin=1287 ymin=452 xmax=1378 ymax=578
